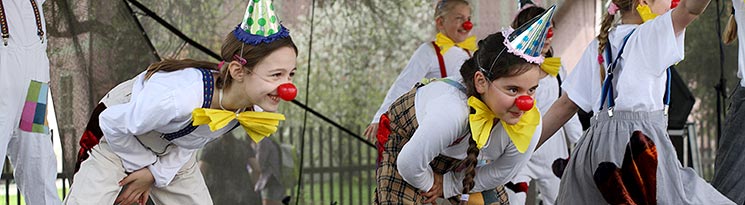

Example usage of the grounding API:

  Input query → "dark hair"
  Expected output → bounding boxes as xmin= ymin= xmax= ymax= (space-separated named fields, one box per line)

xmin=144 ymin=31 xmax=298 ymax=90
xmin=456 ymin=32 xmax=535 ymax=202
xmin=460 ymin=32 xmax=535 ymax=99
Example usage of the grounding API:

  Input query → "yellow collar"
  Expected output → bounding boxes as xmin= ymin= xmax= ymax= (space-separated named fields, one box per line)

xmin=636 ymin=4 xmax=659 ymax=23
xmin=541 ymin=57 xmax=561 ymax=77
xmin=435 ymin=33 xmax=477 ymax=55
xmin=192 ymin=108 xmax=285 ymax=143
xmin=467 ymin=96 xmax=540 ymax=153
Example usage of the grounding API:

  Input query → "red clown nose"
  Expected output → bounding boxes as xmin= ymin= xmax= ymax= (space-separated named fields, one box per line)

xmin=277 ymin=83 xmax=297 ymax=101
xmin=671 ymin=0 xmax=680 ymax=9
xmin=546 ymin=27 xmax=554 ymax=39
xmin=515 ymin=95 xmax=534 ymax=111
xmin=462 ymin=21 xmax=473 ymax=31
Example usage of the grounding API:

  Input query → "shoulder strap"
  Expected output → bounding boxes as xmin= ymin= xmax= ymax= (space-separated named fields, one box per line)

xmin=431 ymin=41 xmax=448 ymax=78
xmin=163 ymin=68 xmax=215 ymax=140
xmin=0 ymin=0 xmax=45 ymax=46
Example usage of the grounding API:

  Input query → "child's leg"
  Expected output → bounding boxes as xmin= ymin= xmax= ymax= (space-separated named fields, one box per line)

xmin=149 ymin=154 xmax=213 ymax=205
xmin=7 ymin=130 xmax=60 ymax=205
xmin=535 ymin=175 xmax=560 ymax=205
xmin=63 ymin=141 xmax=127 ymax=205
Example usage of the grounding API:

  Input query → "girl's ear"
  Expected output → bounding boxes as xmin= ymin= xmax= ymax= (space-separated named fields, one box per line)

xmin=228 ymin=61 xmax=245 ymax=82
xmin=435 ymin=17 xmax=445 ymax=31
xmin=474 ymin=71 xmax=489 ymax=94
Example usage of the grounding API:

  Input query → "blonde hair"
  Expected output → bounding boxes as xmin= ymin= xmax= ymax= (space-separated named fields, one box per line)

xmin=434 ymin=0 xmax=470 ymax=20
xmin=724 ymin=13 xmax=738 ymax=45
xmin=597 ymin=0 xmax=633 ymax=82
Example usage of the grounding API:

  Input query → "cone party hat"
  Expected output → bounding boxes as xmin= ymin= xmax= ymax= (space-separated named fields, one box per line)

xmin=233 ymin=0 xmax=290 ymax=45
xmin=503 ymin=4 xmax=556 ymax=64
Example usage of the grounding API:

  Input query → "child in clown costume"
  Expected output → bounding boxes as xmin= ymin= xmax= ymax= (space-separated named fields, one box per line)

xmin=364 ymin=0 xmax=476 ymax=141
xmin=712 ymin=0 xmax=745 ymax=203
xmin=504 ymin=3 xmax=582 ymax=205
xmin=63 ymin=0 xmax=297 ymax=204
xmin=374 ymin=7 xmax=556 ymax=205
xmin=539 ymin=0 xmax=734 ymax=204
xmin=0 ymin=0 xmax=61 ymax=204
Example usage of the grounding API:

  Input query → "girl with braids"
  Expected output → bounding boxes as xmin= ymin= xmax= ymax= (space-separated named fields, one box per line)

xmin=538 ymin=0 xmax=734 ymax=204
xmin=505 ymin=3 xmax=583 ymax=205
xmin=64 ymin=0 xmax=297 ymax=204
xmin=375 ymin=7 xmax=555 ymax=204
xmin=712 ymin=0 xmax=745 ymax=203
xmin=364 ymin=0 xmax=476 ymax=142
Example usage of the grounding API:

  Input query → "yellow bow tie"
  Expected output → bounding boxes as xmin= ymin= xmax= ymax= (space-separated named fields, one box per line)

xmin=435 ymin=33 xmax=477 ymax=55
xmin=192 ymin=108 xmax=286 ymax=143
xmin=541 ymin=57 xmax=561 ymax=77
xmin=467 ymin=96 xmax=541 ymax=153
xmin=636 ymin=4 xmax=659 ymax=23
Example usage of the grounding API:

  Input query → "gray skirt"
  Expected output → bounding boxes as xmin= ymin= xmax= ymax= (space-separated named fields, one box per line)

xmin=713 ymin=85 xmax=745 ymax=204
xmin=556 ymin=111 xmax=733 ymax=205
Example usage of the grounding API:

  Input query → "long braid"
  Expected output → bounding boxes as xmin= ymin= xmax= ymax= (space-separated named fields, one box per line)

xmin=459 ymin=137 xmax=480 ymax=204
xmin=597 ymin=12 xmax=615 ymax=82
xmin=597 ymin=0 xmax=632 ymax=82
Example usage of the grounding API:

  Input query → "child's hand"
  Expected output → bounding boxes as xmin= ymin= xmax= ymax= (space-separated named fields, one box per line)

xmin=116 ymin=167 xmax=155 ymax=205
xmin=364 ymin=123 xmax=379 ymax=142
xmin=422 ymin=173 xmax=444 ymax=204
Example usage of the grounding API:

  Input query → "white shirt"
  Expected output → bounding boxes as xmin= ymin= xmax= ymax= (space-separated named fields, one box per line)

xmin=371 ymin=42 xmax=471 ymax=123
xmin=395 ymin=76 xmax=541 ymax=198
xmin=733 ymin=0 xmax=745 ymax=87
xmin=99 ymin=68 xmax=238 ymax=187
xmin=563 ymin=11 xmax=685 ymax=113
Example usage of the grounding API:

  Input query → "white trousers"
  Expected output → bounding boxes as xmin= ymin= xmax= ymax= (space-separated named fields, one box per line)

xmin=0 ymin=41 xmax=60 ymax=204
xmin=63 ymin=140 xmax=213 ymax=205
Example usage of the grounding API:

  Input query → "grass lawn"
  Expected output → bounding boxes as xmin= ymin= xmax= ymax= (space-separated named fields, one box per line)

xmin=0 ymin=188 xmax=65 ymax=204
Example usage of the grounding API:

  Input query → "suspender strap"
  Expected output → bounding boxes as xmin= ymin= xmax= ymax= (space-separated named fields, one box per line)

xmin=28 ymin=0 xmax=43 ymax=41
xmin=163 ymin=68 xmax=215 ymax=140
xmin=0 ymin=1 xmax=9 ymax=45
xmin=439 ymin=78 xmax=466 ymax=93
xmin=599 ymin=29 xmax=672 ymax=116
xmin=0 ymin=0 xmax=45 ymax=46
xmin=599 ymin=29 xmax=635 ymax=116
xmin=431 ymin=41 xmax=448 ymax=78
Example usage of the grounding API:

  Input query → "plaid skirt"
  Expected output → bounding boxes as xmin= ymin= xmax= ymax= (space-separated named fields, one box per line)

xmin=374 ymin=87 xmax=509 ymax=205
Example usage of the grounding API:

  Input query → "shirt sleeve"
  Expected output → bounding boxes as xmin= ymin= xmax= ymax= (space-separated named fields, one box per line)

xmin=372 ymin=44 xmax=435 ymax=123
xmin=625 ymin=11 xmax=685 ymax=76
xmin=396 ymin=94 xmax=468 ymax=192
xmin=562 ymin=41 xmax=600 ymax=113
xmin=99 ymin=81 xmax=177 ymax=173
xmin=442 ymin=123 xmax=543 ymax=198
xmin=148 ymin=146 xmax=198 ymax=187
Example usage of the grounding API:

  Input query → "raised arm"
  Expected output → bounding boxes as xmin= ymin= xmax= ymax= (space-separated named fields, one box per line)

xmin=672 ymin=0 xmax=712 ymax=34
xmin=537 ymin=93 xmax=579 ymax=149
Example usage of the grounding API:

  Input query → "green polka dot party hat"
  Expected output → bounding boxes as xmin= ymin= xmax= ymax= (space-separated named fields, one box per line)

xmin=503 ymin=4 xmax=556 ymax=64
xmin=234 ymin=0 xmax=290 ymax=45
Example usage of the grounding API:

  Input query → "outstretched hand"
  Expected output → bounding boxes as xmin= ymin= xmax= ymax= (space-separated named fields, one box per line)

xmin=115 ymin=167 xmax=155 ymax=205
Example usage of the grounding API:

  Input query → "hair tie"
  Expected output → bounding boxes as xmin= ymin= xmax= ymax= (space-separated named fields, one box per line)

xmin=608 ymin=2 xmax=619 ymax=15
xmin=217 ymin=61 xmax=225 ymax=70
xmin=233 ymin=54 xmax=247 ymax=65
xmin=597 ymin=54 xmax=605 ymax=65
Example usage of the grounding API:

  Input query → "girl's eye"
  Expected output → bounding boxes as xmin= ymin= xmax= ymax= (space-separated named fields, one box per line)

xmin=289 ymin=72 xmax=296 ymax=77
xmin=528 ymin=88 xmax=536 ymax=94
xmin=508 ymin=88 xmax=518 ymax=94
xmin=272 ymin=73 xmax=282 ymax=77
